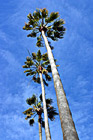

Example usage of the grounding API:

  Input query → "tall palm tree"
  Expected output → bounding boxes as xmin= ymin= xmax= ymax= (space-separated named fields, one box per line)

xmin=23 ymin=8 xmax=79 ymax=140
xmin=23 ymin=94 xmax=43 ymax=140
xmin=23 ymin=50 xmax=58 ymax=140
xmin=23 ymin=94 xmax=58 ymax=140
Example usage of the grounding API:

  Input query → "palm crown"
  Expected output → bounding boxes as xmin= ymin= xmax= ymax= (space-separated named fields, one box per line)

xmin=23 ymin=94 xmax=58 ymax=127
xmin=23 ymin=50 xmax=52 ymax=86
xmin=23 ymin=50 xmax=58 ymax=86
xmin=23 ymin=8 xmax=66 ymax=48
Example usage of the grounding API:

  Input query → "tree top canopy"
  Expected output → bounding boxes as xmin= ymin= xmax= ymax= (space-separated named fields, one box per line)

xmin=23 ymin=8 xmax=66 ymax=48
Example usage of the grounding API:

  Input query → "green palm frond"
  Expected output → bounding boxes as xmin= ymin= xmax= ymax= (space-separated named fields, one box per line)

xmin=53 ymin=19 xmax=65 ymax=27
xmin=23 ymin=23 xmax=33 ymax=30
xmin=22 ymin=65 xmax=30 ymax=68
xmin=33 ymin=9 xmax=41 ymax=21
xmin=39 ymin=94 xmax=42 ymax=102
xmin=23 ymin=108 xmax=33 ymax=113
xmin=41 ymin=8 xmax=48 ymax=18
xmin=32 ymin=76 xmax=41 ymax=84
xmin=41 ymin=120 xmax=45 ymax=128
xmin=46 ymin=65 xmax=51 ymax=73
xmin=46 ymin=99 xmax=53 ymax=105
xmin=26 ymin=95 xmax=37 ymax=105
xmin=32 ymin=52 xmax=36 ymax=59
xmin=27 ymin=30 xmax=37 ymax=37
xmin=29 ymin=118 xmax=35 ymax=126
xmin=48 ymin=107 xmax=58 ymax=121
xmin=45 ymin=12 xmax=59 ymax=23
xmin=42 ymin=53 xmax=48 ymax=61
xmin=44 ymin=73 xmax=51 ymax=81
xmin=42 ymin=60 xmax=50 ymax=65
xmin=43 ymin=79 xmax=48 ymax=86
xmin=36 ymin=36 xmax=43 ymax=47
xmin=36 ymin=50 xmax=42 ymax=61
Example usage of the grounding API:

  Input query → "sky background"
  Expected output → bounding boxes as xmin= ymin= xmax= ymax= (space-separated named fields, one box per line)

xmin=0 ymin=0 xmax=93 ymax=140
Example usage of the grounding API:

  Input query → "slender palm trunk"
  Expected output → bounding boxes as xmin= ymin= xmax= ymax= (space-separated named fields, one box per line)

xmin=39 ymin=72 xmax=51 ymax=140
xmin=42 ymin=30 xmax=79 ymax=140
xmin=38 ymin=115 xmax=42 ymax=140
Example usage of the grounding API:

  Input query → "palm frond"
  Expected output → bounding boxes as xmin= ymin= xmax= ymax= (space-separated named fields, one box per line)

xmin=46 ymin=99 xmax=53 ymax=105
xmin=45 ymin=12 xmax=59 ymax=23
xmin=29 ymin=118 xmax=35 ymax=126
xmin=33 ymin=9 xmax=41 ymax=21
xmin=41 ymin=8 xmax=48 ymax=18
xmin=46 ymin=65 xmax=51 ymax=73
xmin=32 ymin=52 xmax=36 ymax=59
xmin=23 ymin=23 xmax=32 ymax=30
xmin=41 ymin=120 xmax=45 ymax=128
xmin=43 ymin=79 xmax=48 ymax=86
xmin=36 ymin=50 xmax=42 ymax=61
xmin=26 ymin=95 xmax=37 ymax=105
xmin=36 ymin=36 xmax=43 ymax=47
xmin=44 ymin=73 xmax=51 ymax=81
xmin=27 ymin=30 xmax=37 ymax=37
xmin=23 ymin=108 xmax=34 ymax=115
xmin=48 ymin=107 xmax=58 ymax=121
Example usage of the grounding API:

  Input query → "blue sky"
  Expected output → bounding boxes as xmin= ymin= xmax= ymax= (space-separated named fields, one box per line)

xmin=0 ymin=0 xmax=93 ymax=140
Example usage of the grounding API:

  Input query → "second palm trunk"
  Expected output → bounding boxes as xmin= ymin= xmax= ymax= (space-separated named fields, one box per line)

xmin=39 ymin=72 xmax=51 ymax=140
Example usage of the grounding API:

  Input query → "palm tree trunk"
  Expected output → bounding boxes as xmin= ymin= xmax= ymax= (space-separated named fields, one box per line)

xmin=39 ymin=72 xmax=51 ymax=140
xmin=38 ymin=115 xmax=42 ymax=140
xmin=42 ymin=30 xmax=79 ymax=140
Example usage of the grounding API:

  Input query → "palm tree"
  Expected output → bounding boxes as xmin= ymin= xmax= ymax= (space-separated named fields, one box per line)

xmin=23 ymin=50 xmax=58 ymax=140
xmin=23 ymin=8 xmax=79 ymax=140
xmin=23 ymin=94 xmax=58 ymax=140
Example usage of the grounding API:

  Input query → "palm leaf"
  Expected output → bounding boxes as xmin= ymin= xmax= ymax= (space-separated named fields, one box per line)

xmin=36 ymin=36 xmax=43 ymax=47
xmin=44 ymin=73 xmax=51 ymax=81
xmin=39 ymin=94 xmax=42 ymax=101
xmin=27 ymin=31 xmax=37 ymax=37
xmin=24 ymin=69 xmax=32 ymax=73
xmin=29 ymin=118 xmax=35 ymax=126
xmin=41 ymin=120 xmax=45 ymax=128
xmin=46 ymin=65 xmax=51 ymax=73
xmin=48 ymin=107 xmax=58 ymax=121
xmin=25 ymin=58 xmax=34 ymax=66
xmin=42 ymin=53 xmax=48 ymax=61
xmin=46 ymin=99 xmax=53 ymax=105
xmin=47 ymin=29 xmax=53 ymax=37
xmin=36 ymin=50 xmax=42 ymax=61
xmin=43 ymin=79 xmax=48 ymax=86
xmin=42 ymin=60 xmax=50 ymax=65
xmin=26 ymin=95 xmax=37 ymax=105
xmin=32 ymin=76 xmax=41 ymax=84
xmin=23 ymin=108 xmax=33 ymax=115
xmin=34 ymin=9 xmax=41 ymax=20
xmin=53 ymin=19 xmax=65 ymax=27
xmin=26 ymin=56 xmax=31 ymax=61
xmin=25 ymin=71 xmax=36 ymax=76
xmin=32 ymin=52 xmax=36 ymax=59
xmin=45 ymin=12 xmax=59 ymax=23
xmin=41 ymin=8 xmax=48 ymax=18
xmin=23 ymin=23 xmax=32 ymax=30
xmin=22 ymin=65 xmax=30 ymax=68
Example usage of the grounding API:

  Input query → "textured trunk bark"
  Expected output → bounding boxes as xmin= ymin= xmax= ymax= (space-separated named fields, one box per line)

xmin=42 ymin=30 xmax=79 ymax=140
xmin=38 ymin=115 xmax=42 ymax=140
xmin=39 ymin=73 xmax=51 ymax=140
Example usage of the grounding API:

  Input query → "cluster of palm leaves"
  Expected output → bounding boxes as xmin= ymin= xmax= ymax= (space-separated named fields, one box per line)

xmin=23 ymin=8 xmax=79 ymax=140
xmin=23 ymin=94 xmax=58 ymax=126
xmin=23 ymin=50 xmax=52 ymax=86
xmin=23 ymin=8 xmax=66 ymax=48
